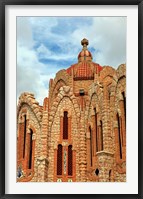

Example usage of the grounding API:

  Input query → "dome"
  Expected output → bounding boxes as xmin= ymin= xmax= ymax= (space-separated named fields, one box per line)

xmin=78 ymin=50 xmax=92 ymax=61
xmin=66 ymin=38 xmax=102 ymax=80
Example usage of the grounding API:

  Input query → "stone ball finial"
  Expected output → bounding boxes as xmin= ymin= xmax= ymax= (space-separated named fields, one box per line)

xmin=81 ymin=38 xmax=89 ymax=47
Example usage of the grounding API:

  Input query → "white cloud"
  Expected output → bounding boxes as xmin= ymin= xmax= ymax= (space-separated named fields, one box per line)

xmin=71 ymin=17 xmax=126 ymax=67
xmin=17 ymin=16 xmax=126 ymax=105
xmin=17 ymin=17 xmax=34 ymax=48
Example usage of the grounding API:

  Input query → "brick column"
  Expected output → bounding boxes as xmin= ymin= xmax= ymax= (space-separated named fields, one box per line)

xmin=96 ymin=151 xmax=114 ymax=182
xmin=37 ymin=97 xmax=49 ymax=182
xmin=79 ymin=112 xmax=87 ymax=182
xmin=102 ymin=86 xmax=112 ymax=152
xmin=37 ymin=157 xmax=48 ymax=182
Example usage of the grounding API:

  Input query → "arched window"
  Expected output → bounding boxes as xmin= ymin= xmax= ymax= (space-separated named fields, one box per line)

xmin=94 ymin=108 xmax=98 ymax=152
xmin=68 ymin=145 xmax=73 ymax=176
xmin=63 ymin=111 xmax=68 ymax=139
xmin=28 ymin=129 xmax=33 ymax=169
xmin=117 ymin=113 xmax=122 ymax=159
xmin=89 ymin=126 xmax=92 ymax=167
xmin=122 ymin=92 xmax=126 ymax=123
xmin=57 ymin=144 xmax=62 ymax=175
xmin=109 ymin=169 xmax=112 ymax=182
xmin=23 ymin=115 xmax=27 ymax=158
xmin=122 ymin=91 xmax=126 ymax=130
xmin=99 ymin=120 xmax=103 ymax=151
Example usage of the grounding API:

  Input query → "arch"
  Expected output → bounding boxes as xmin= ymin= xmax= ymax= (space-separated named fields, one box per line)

xmin=116 ymin=64 xmax=126 ymax=80
xmin=49 ymin=69 xmax=72 ymax=100
xmin=99 ymin=66 xmax=116 ymax=81
xmin=50 ymin=79 xmax=67 ymax=101
xmin=17 ymin=92 xmax=43 ymax=127
xmin=49 ymin=86 xmax=81 ymax=132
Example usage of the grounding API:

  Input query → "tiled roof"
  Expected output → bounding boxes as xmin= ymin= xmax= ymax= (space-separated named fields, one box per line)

xmin=75 ymin=61 xmax=93 ymax=78
xmin=66 ymin=61 xmax=102 ymax=79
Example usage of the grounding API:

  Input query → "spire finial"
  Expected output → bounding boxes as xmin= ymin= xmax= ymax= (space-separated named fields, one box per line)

xmin=81 ymin=38 xmax=89 ymax=50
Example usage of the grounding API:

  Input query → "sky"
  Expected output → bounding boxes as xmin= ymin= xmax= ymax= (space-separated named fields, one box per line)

xmin=17 ymin=16 xmax=126 ymax=105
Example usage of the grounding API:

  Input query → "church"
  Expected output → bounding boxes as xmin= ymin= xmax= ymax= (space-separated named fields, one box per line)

xmin=17 ymin=38 xmax=126 ymax=182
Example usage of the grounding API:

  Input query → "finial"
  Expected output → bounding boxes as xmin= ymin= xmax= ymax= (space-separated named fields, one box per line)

xmin=81 ymin=38 xmax=89 ymax=50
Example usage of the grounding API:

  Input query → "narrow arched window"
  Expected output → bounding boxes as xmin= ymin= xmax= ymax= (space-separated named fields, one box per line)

xmin=28 ymin=129 xmax=33 ymax=169
xmin=89 ymin=126 xmax=92 ymax=167
xmin=122 ymin=91 xmax=126 ymax=126
xmin=23 ymin=115 xmax=27 ymax=158
xmin=94 ymin=108 xmax=98 ymax=152
xmin=63 ymin=111 xmax=68 ymax=139
xmin=99 ymin=120 xmax=103 ymax=151
xmin=57 ymin=144 xmax=62 ymax=175
xmin=68 ymin=145 xmax=72 ymax=176
xmin=109 ymin=170 xmax=112 ymax=182
xmin=117 ymin=113 xmax=122 ymax=159
xmin=100 ymin=121 xmax=103 ymax=151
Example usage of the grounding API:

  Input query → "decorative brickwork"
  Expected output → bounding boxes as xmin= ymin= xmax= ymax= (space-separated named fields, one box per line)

xmin=17 ymin=39 xmax=126 ymax=182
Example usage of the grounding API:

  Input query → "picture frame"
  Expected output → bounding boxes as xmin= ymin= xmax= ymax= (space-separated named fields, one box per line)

xmin=0 ymin=0 xmax=143 ymax=198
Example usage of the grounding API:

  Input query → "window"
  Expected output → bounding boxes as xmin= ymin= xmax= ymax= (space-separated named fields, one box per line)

xmin=68 ymin=145 xmax=73 ymax=176
xmin=28 ymin=129 xmax=33 ymax=169
xmin=57 ymin=144 xmax=62 ymax=175
xmin=98 ymin=120 xmax=103 ymax=151
xmin=94 ymin=108 xmax=98 ymax=152
xmin=99 ymin=120 xmax=103 ymax=151
xmin=109 ymin=170 xmax=112 ymax=182
xmin=23 ymin=115 xmax=27 ymax=158
xmin=89 ymin=126 xmax=92 ymax=167
xmin=79 ymin=89 xmax=85 ymax=96
xmin=95 ymin=168 xmax=99 ymax=176
xmin=117 ymin=113 xmax=122 ymax=159
xmin=122 ymin=91 xmax=126 ymax=126
xmin=63 ymin=111 xmax=68 ymax=139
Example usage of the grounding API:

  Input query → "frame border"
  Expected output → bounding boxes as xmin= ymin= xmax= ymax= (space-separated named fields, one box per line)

xmin=0 ymin=0 xmax=142 ymax=198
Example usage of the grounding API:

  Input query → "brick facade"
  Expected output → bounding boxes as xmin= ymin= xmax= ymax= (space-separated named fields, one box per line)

xmin=17 ymin=39 xmax=126 ymax=182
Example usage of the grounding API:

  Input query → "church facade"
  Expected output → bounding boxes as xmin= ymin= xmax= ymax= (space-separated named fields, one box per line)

xmin=17 ymin=38 xmax=126 ymax=182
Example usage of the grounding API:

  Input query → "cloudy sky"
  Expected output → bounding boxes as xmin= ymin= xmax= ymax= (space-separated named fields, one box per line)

xmin=17 ymin=16 xmax=126 ymax=105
